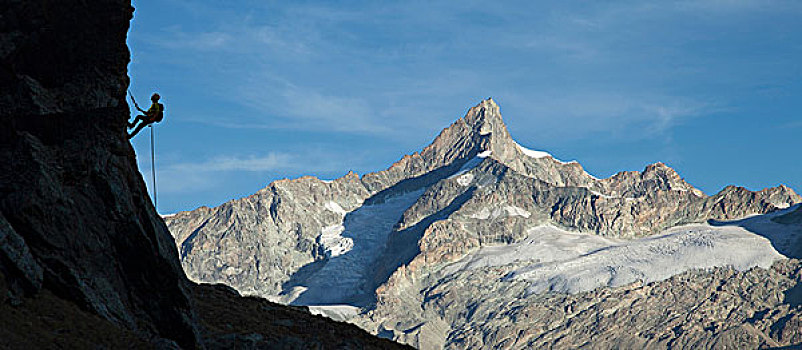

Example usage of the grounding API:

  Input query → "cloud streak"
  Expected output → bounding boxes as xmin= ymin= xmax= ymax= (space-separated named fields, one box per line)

xmin=167 ymin=153 xmax=293 ymax=173
xmin=140 ymin=148 xmax=366 ymax=195
xmin=502 ymin=91 xmax=725 ymax=143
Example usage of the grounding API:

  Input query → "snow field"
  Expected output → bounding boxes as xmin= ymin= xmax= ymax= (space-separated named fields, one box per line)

xmin=447 ymin=212 xmax=794 ymax=295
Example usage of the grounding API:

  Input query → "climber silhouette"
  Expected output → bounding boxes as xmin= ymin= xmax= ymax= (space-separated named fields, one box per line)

xmin=128 ymin=93 xmax=164 ymax=139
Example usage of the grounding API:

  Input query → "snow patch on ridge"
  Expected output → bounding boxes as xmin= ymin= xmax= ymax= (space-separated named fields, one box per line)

xmin=511 ymin=224 xmax=783 ymax=295
xmin=515 ymin=142 xmax=576 ymax=164
xmin=457 ymin=173 xmax=474 ymax=187
xmin=477 ymin=150 xmax=492 ymax=158
xmin=307 ymin=305 xmax=361 ymax=322
xmin=470 ymin=206 xmax=531 ymax=220
xmin=324 ymin=201 xmax=347 ymax=216
xmin=449 ymin=151 xmax=492 ymax=181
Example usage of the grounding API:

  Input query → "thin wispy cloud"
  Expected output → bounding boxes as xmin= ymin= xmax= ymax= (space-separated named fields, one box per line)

xmin=647 ymin=101 xmax=723 ymax=134
xmin=158 ymin=29 xmax=231 ymax=50
xmin=168 ymin=153 xmax=292 ymax=173
xmin=142 ymin=150 xmax=362 ymax=195
xmin=278 ymin=89 xmax=387 ymax=133
xmin=141 ymin=153 xmax=293 ymax=194
xmin=218 ymin=81 xmax=391 ymax=134
xmin=504 ymin=92 xmax=724 ymax=143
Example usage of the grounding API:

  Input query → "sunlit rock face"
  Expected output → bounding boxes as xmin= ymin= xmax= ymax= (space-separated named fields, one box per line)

xmin=167 ymin=98 xmax=802 ymax=349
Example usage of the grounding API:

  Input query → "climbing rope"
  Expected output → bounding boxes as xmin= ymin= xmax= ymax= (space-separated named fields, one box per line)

xmin=150 ymin=124 xmax=157 ymax=211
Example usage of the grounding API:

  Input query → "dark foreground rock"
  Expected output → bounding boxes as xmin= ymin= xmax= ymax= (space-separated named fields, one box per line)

xmin=1 ymin=0 xmax=198 ymax=346
xmin=0 ymin=270 xmax=151 ymax=349
xmin=192 ymin=283 xmax=409 ymax=349
xmin=0 ymin=270 xmax=410 ymax=349
xmin=0 ymin=0 xmax=408 ymax=348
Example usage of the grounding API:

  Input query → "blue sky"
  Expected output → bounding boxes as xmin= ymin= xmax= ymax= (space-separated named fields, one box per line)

xmin=127 ymin=0 xmax=802 ymax=214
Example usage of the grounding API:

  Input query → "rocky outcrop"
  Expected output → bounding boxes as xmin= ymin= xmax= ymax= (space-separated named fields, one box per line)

xmin=192 ymin=283 xmax=410 ymax=349
xmin=168 ymin=173 xmax=371 ymax=298
xmin=1 ymin=1 xmax=409 ymax=348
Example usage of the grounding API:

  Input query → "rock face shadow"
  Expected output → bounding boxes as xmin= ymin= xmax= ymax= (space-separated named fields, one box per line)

xmin=708 ymin=204 xmax=802 ymax=259
xmin=784 ymin=283 xmax=802 ymax=308
xmin=368 ymin=186 xmax=478 ymax=300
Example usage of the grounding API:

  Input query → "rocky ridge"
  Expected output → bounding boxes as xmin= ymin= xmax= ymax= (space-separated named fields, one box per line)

xmin=167 ymin=98 xmax=802 ymax=348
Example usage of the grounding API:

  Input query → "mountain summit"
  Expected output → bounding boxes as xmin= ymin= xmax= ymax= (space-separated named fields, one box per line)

xmin=166 ymin=99 xmax=802 ymax=349
xmin=366 ymin=98 xmax=596 ymax=191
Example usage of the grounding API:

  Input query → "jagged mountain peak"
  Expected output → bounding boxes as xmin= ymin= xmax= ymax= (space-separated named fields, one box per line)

xmin=457 ymin=98 xmax=531 ymax=163
xmin=361 ymin=98 xmax=621 ymax=192
xmin=641 ymin=162 xmax=703 ymax=195
xmin=717 ymin=183 xmax=801 ymax=208
xmin=414 ymin=99 xmax=582 ymax=181
xmin=594 ymin=162 xmax=705 ymax=198
xmin=429 ymin=98 xmax=513 ymax=156
xmin=360 ymin=99 xmax=516 ymax=192
xmin=461 ymin=98 xmax=506 ymax=138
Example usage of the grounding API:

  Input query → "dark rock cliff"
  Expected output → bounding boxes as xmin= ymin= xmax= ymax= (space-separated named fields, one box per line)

xmin=0 ymin=0 xmax=199 ymax=347
xmin=0 ymin=1 xmax=408 ymax=348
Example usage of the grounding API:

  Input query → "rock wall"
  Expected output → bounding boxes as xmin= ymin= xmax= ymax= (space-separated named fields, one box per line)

xmin=0 ymin=0 xmax=200 ymax=347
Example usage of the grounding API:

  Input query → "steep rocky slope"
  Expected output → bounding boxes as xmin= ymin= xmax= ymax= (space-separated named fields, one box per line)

xmin=0 ymin=1 xmax=409 ymax=348
xmin=167 ymin=98 xmax=802 ymax=348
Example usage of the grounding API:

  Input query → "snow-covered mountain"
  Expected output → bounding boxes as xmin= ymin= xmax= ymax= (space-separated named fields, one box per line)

xmin=166 ymin=99 xmax=802 ymax=349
